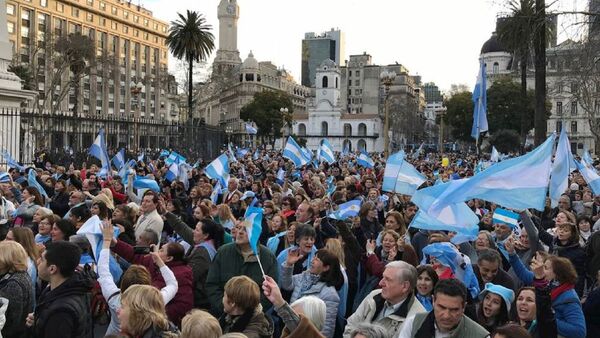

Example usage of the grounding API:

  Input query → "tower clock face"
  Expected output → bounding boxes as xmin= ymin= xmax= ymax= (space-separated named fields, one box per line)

xmin=226 ymin=4 xmax=235 ymax=14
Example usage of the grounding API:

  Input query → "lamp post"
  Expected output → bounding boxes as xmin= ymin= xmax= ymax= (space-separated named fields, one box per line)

xmin=380 ymin=70 xmax=396 ymax=158
xmin=130 ymin=79 xmax=143 ymax=150
xmin=437 ymin=106 xmax=447 ymax=154
xmin=280 ymin=107 xmax=289 ymax=149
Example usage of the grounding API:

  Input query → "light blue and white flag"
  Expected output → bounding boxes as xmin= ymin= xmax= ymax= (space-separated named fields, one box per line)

xmin=382 ymin=151 xmax=426 ymax=195
xmin=137 ymin=152 xmax=145 ymax=163
xmin=283 ymin=137 xmax=309 ymax=168
xmin=210 ymin=181 xmax=222 ymax=204
xmin=357 ymin=151 xmax=374 ymax=169
xmin=165 ymin=161 xmax=180 ymax=182
xmin=112 ymin=148 xmax=125 ymax=170
xmin=236 ymin=148 xmax=249 ymax=159
xmin=550 ymin=129 xmax=576 ymax=208
xmin=89 ymin=128 xmax=111 ymax=178
xmin=205 ymin=154 xmax=230 ymax=187
xmin=328 ymin=200 xmax=362 ymax=220
xmin=583 ymin=149 xmax=594 ymax=167
xmin=0 ymin=172 xmax=10 ymax=184
xmin=133 ymin=175 xmax=160 ymax=192
xmin=178 ymin=162 xmax=193 ymax=190
xmin=253 ymin=149 xmax=260 ymax=160
xmin=227 ymin=144 xmax=238 ymax=163
xmin=490 ymin=146 xmax=500 ymax=162
xmin=471 ymin=58 xmax=488 ymax=140
xmin=165 ymin=151 xmax=185 ymax=166
xmin=342 ymin=143 xmax=350 ymax=157
xmin=492 ymin=208 xmax=520 ymax=228
xmin=0 ymin=149 xmax=26 ymax=172
xmin=318 ymin=139 xmax=335 ymax=164
xmin=28 ymin=169 xmax=48 ymax=199
xmin=414 ymin=134 xmax=556 ymax=217
xmin=576 ymin=159 xmax=600 ymax=195
xmin=301 ymin=147 xmax=313 ymax=162
xmin=276 ymin=168 xmax=285 ymax=185
xmin=158 ymin=149 xmax=170 ymax=159
xmin=412 ymin=142 xmax=424 ymax=160
xmin=119 ymin=160 xmax=136 ymax=184
xmin=245 ymin=123 xmax=258 ymax=135
xmin=244 ymin=206 xmax=264 ymax=255
xmin=326 ymin=176 xmax=336 ymax=196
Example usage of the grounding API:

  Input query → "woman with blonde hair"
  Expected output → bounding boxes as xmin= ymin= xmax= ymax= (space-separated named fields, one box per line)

xmin=180 ymin=309 xmax=222 ymax=338
xmin=216 ymin=204 xmax=237 ymax=232
xmin=0 ymin=241 xmax=33 ymax=337
xmin=6 ymin=227 xmax=39 ymax=297
xmin=118 ymin=284 xmax=179 ymax=338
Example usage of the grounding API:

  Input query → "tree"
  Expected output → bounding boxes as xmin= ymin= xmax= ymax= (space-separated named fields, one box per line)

xmin=166 ymin=10 xmax=215 ymax=120
xmin=489 ymin=129 xmax=522 ymax=153
xmin=534 ymin=0 xmax=548 ymax=145
xmin=486 ymin=77 xmax=535 ymax=134
xmin=497 ymin=0 xmax=535 ymax=147
xmin=240 ymin=91 xmax=293 ymax=147
xmin=444 ymin=91 xmax=474 ymax=141
xmin=8 ymin=65 xmax=33 ymax=90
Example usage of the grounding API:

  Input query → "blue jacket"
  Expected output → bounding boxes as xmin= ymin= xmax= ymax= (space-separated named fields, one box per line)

xmin=509 ymin=253 xmax=586 ymax=338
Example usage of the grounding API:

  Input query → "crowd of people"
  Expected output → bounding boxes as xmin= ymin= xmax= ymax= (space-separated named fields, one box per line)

xmin=0 ymin=148 xmax=598 ymax=338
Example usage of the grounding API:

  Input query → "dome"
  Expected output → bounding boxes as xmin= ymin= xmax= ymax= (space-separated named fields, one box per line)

xmin=481 ymin=32 xmax=507 ymax=54
xmin=318 ymin=59 xmax=338 ymax=71
xmin=241 ymin=51 xmax=259 ymax=70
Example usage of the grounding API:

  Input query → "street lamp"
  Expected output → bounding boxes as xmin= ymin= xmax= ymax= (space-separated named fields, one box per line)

xmin=380 ymin=70 xmax=396 ymax=158
xmin=130 ymin=79 xmax=143 ymax=150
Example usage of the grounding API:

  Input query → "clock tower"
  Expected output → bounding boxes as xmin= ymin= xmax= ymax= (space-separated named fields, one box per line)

xmin=214 ymin=0 xmax=241 ymax=76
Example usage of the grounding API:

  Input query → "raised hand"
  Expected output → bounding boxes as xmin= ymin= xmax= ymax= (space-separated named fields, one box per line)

xmin=285 ymin=248 xmax=303 ymax=267
xmin=262 ymin=275 xmax=285 ymax=308
xmin=530 ymin=253 xmax=545 ymax=280
xmin=149 ymin=244 xmax=165 ymax=267
xmin=504 ymin=235 xmax=516 ymax=254
xmin=366 ymin=239 xmax=376 ymax=255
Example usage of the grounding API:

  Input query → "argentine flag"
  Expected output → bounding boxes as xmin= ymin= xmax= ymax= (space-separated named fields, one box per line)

xmin=112 ymin=148 xmax=125 ymax=170
xmin=357 ymin=151 xmax=374 ymax=168
xmin=245 ymin=123 xmax=258 ymax=135
xmin=409 ymin=202 xmax=479 ymax=244
xmin=210 ymin=181 xmax=222 ymax=204
xmin=165 ymin=151 xmax=185 ymax=166
xmin=583 ymin=149 xmax=594 ymax=167
xmin=89 ymin=128 xmax=111 ymax=177
xmin=471 ymin=58 xmax=489 ymax=140
xmin=318 ymin=139 xmax=335 ymax=164
xmin=328 ymin=200 xmax=362 ymax=220
xmin=28 ymin=169 xmax=49 ymax=199
xmin=415 ymin=134 xmax=556 ymax=217
xmin=133 ymin=175 xmax=160 ymax=192
xmin=276 ymin=168 xmax=285 ymax=185
xmin=412 ymin=142 xmax=424 ymax=160
xmin=382 ymin=151 xmax=426 ymax=196
xmin=244 ymin=207 xmax=264 ymax=254
xmin=549 ymin=129 xmax=576 ymax=208
xmin=283 ymin=137 xmax=309 ymax=167
xmin=158 ymin=149 xmax=170 ymax=158
xmin=205 ymin=154 xmax=230 ymax=187
xmin=0 ymin=149 xmax=26 ymax=172
xmin=227 ymin=144 xmax=238 ymax=163
xmin=576 ymin=159 xmax=600 ymax=195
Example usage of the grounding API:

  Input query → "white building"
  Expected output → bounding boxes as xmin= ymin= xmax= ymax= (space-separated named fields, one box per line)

xmin=293 ymin=59 xmax=384 ymax=152
xmin=480 ymin=32 xmax=513 ymax=89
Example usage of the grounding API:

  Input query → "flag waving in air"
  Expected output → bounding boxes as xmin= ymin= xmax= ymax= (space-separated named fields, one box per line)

xmin=472 ymin=58 xmax=488 ymax=140
xmin=283 ymin=137 xmax=309 ymax=168
xmin=89 ymin=128 xmax=111 ymax=177
xmin=318 ymin=139 xmax=335 ymax=164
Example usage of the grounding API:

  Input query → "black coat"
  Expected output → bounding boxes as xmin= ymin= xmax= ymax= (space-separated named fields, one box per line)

xmin=33 ymin=272 xmax=93 ymax=338
xmin=0 ymin=271 xmax=33 ymax=338
xmin=552 ymin=239 xmax=587 ymax=297
xmin=49 ymin=191 xmax=70 ymax=217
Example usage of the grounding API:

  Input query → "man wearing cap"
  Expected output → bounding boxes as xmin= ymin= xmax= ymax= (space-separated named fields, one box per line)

xmin=491 ymin=208 xmax=520 ymax=270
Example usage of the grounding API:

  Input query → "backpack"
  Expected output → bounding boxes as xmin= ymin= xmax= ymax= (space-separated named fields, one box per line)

xmin=81 ymin=263 xmax=112 ymax=326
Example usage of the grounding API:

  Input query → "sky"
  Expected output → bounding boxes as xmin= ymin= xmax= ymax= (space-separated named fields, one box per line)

xmin=143 ymin=0 xmax=589 ymax=92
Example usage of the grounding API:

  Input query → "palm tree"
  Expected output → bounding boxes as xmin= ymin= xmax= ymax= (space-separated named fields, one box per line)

xmin=166 ymin=10 xmax=215 ymax=120
xmin=498 ymin=0 xmax=535 ymax=149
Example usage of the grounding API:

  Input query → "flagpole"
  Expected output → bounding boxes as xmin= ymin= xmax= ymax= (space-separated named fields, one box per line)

xmin=256 ymin=252 xmax=267 ymax=278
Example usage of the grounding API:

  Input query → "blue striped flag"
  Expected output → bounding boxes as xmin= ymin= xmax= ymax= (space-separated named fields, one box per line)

xmin=0 ymin=149 xmax=26 ymax=172
xmin=583 ymin=149 xmax=594 ymax=167
xmin=576 ymin=159 xmax=600 ymax=194
xmin=283 ymin=137 xmax=309 ymax=167
xmin=111 ymin=148 xmax=125 ymax=170
xmin=471 ymin=58 xmax=489 ymax=140
xmin=328 ymin=200 xmax=362 ymax=220
xmin=382 ymin=150 xmax=426 ymax=196
xmin=549 ymin=129 xmax=576 ymax=208
xmin=210 ymin=181 xmax=222 ymax=204
xmin=133 ymin=176 xmax=160 ymax=192
xmin=89 ymin=128 xmax=111 ymax=178
xmin=244 ymin=206 xmax=264 ymax=254
xmin=245 ymin=123 xmax=258 ymax=135
xmin=412 ymin=142 xmax=424 ymax=160
xmin=318 ymin=139 xmax=335 ymax=164
xmin=165 ymin=151 xmax=185 ymax=166
xmin=276 ymin=168 xmax=285 ymax=185
xmin=227 ymin=144 xmax=237 ymax=163
xmin=357 ymin=151 xmax=374 ymax=169
xmin=28 ymin=169 xmax=48 ymax=199
xmin=158 ymin=149 xmax=170 ymax=158
xmin=205 ymin=154 xmax=230 ymax=187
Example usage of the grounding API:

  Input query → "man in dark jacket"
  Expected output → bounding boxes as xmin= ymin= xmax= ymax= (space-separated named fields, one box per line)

xmin=473 ymin=249 xmax=517 ymax=293
xmin=27 ymin=241 xmax=93 ymax=338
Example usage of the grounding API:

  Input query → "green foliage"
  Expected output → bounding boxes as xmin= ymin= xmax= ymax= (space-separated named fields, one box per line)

xmin=489 ymin=129 xmax=522 ymax=153
xmin=8 ymin=65 xmax=33 ymax=90
xmin=444 ymin=91 xmax=474 ymax=142
xmin=55 ymin=33 xmax=95 ymax=76
xmin=486 ymin=77 xmax=535 ymax=134
xmin=166 ymin=11 xmax=215 ymax=64
xmin=240 ymin=91 xmax=293 ymax=140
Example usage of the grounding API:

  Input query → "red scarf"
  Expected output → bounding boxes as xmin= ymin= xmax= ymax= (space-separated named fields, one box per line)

xmin=551 ymin=283 xmax=575 ymax=301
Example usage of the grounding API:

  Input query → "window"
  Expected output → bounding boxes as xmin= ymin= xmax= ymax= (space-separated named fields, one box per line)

xmin=344 ymin=124 xmax=352 ymax=136
xmin=144 ymin=19 xmax=149 ymax=27
xmin=7 ymin=22 xmax=14 ymax=34
xmin=595 ymin=100 xmax=600 ymax=113
xmin=134 ymin=15 xmax=139 ymax=23
xmin=124 ymin=11 xmax=129 ymax=19
xmin=100 ymin=2 xmax=105 ymax=10
xmin=349 ymin=70 xmax=352 ymax=77
xmin=40 ymin=0 xmax=47 ymax=7
xmin=111 ymin=22 xmax=117 ymax=30
xmin=571 ymin=82 xmax=579 ymax=93
xmin=100 ymin=18 xmax=106 ymax=26
xmin=493 ymin=62 xmax=499 ymax=74
xmin=571 ymin=101 xmax=578 ymax=115
xmin=356 ymin=79 xmax=360 ymax=86
xmin=56 ymin=3 xmax=64 ymax=12
xmin=349 ymin=79 xmax=352 ymax=86
xmin=143 ymin=32 xmax=148 ymax=40
xmin=322 ymin=76 xmax=328 ymax=88
xmin=357 ymin=139 xmax=367 ymax=151
xmin=112 ymin=6 xmax=117 ymax=15
xmin=321 ymin=121 xmax=328 ymax=136
xmin=556 ymin=82 xmax=562 ymax=93
xmin=356 ymin=70 xmax=360 ymax=77
xmin=123 ymin=25 xmax=128 ymax=33
xmin=298 ymin=123 xmax=306 ymax=136
xmin=87 ymin=0 xmax=94 ymax=6
xmin=358 ymin=123 xmax=367 ymax=136
xmin=557 ymin=120 xmax=562 ymax=132
xmin=557 ymin=101 xmax=563 ymax=115
xmin=87 ymin=13 xmax=93 ymax=22
xmin=571 ymin=121 xmax=578 ymax=133
xmin=336 ymin=77 xmax=338 ymax=88
xmin=7 ymin=3 xmax=15 ymax=15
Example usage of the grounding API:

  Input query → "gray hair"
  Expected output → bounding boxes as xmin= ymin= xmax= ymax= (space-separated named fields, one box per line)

xmin=290 ymin=296 xmax=326 ymax=331
xmin=385 ymin=260 xmax=417 ymax=289
xmin=350 ymin=323 xmax=388 ymax=338
xmin=36 ymin=207 xmax=54 ymax=217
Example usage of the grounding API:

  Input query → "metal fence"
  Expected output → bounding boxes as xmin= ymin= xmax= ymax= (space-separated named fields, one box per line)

xmin=0 ymin=107 xmax=225 ymax=166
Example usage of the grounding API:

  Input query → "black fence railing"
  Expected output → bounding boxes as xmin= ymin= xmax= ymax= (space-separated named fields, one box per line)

xmin=0 ymin=107 xmax=225 ymax=166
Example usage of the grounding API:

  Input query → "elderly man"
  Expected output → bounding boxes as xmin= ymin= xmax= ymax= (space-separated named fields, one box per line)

xmin=344 ymin=261 xmax=426 ymax=338
xmin=62 ymin=191 xmax=87 ymax=220
xmin=221 ymin=177 xmax=241 ymax=204
xmin=134 ymin=191 xmax=164 ymax=242
xmin=397 ymin=279 xmax=489 ymax=338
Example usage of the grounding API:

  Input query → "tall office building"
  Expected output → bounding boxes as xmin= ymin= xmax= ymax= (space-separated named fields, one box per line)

xmin=5 ymin=0 xmax=174 ymax=120
xmin=301 ymin=28 xmax=345 ymax=87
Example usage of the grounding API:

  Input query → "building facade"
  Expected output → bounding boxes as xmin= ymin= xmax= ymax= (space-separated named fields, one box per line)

xmin=5 ymin=0 xmax=176 ymax=121
xmin=423 ymin=82 xmax=443 ymax=144
xmin=196 ymin=0 xmax=310 ymax=145
xmin=293 ymin=59 xmax=383 ymax=152
xmin=301 ymin=28 xmax=345 ymax=87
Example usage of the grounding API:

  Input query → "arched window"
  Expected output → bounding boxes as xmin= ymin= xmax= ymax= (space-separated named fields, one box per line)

xmin=357 ymin=139 xmax=367 ymax=151
xmin=343 ymin=139 xmax=352 ymax=152
xmin=298 ymin=123 xmax=306 ymax=136
xmin=322 ymin=76 xmax=329 ymax=88
xmin=358 ymin=123 xmax=367 ymax=136
xmin=343 ymin=123 xmax=352 ymax=137
xmin=321 ymin=121 xmax=328 ymax=136
xmin=493 ymin=62 xmax=499 ymax=74
xmin=335 ymin=76 xmax=339 ymax=88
